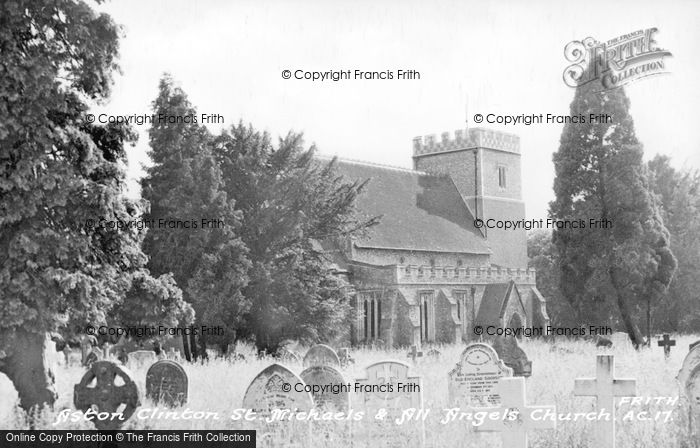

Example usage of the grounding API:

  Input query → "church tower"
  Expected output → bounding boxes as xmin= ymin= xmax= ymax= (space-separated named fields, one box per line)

xmin=412 ymin=127 xmax=527 ymax=268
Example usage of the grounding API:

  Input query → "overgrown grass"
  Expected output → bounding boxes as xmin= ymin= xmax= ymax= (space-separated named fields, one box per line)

xmin=1 ymin=336 xmax=698 ymax=447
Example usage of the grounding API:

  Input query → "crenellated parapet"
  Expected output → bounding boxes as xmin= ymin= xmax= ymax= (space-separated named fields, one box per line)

xmin=413 ymin=127 xmax=520 ymax=156
xmin=394 ymin=264 xmax=536 ymax=285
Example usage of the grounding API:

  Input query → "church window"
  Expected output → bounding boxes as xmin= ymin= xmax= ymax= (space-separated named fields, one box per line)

xmin=498 ymin=165 xmax=507 ymax=188
xmin=454 ymin=291 xmax=469 ymax=336
xmin=360 ymin=291 xmax=382 ymax=342
xmin=418 ymin=291 xmax=435 ymax=342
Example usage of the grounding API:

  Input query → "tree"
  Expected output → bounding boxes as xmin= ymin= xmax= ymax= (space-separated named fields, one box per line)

xmin=549 ymin=78 xmax=676 ymax=348
xmin=647 ymin=156 xmax=700 ymax=332
xmin=527 ymin=230 xmax=574 ymax=328
xmin=212 ymin=123 xmax=376 ymax=353
xmin=141 ymin=76 xmax=249 ymax=358
xmin=0 ymin=1 xmax=191 ymax=414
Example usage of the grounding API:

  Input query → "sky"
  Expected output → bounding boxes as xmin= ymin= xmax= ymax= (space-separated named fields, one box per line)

xmin=93 ymin=0 xmax=700 ymax=219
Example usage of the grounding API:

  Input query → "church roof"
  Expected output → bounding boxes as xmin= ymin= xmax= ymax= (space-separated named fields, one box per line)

xmin=333 ymin=158 xmax=490 ymax=254
xmin=476 ymin=283 xmax=511 ymax=328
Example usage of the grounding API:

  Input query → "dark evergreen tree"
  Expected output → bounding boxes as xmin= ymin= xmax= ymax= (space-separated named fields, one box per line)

xmin=0 ymin=0 xmax=190 ymax=413
xmin=141 ymin=76 xmax=249 ymax=358
xmin=549 ymin=79 xmax=676 ymax=348
xmin=212 ymin=124 xmax=377 ymax=353
xmin=647 ymin=156 xmax=700 ymax=332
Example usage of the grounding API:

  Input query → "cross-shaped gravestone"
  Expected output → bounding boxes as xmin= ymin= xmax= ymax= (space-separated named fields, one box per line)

xmin=475 ymin=377 xmax=556 ymax=448
xmin=657 ymin=334 xmax=676 ymax=359
xmin=407 ymin=345 xmax=423 ymax=362
xmin=574 ymin=355 xmax=636 ymax=448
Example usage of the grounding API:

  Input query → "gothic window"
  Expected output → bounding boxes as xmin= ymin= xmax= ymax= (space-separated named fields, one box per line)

xmin=498 ymin=165 xmax=507 ymax=188
xmin=454 ymin=291 xmax=468 ymax=336
xmin=360 ymin=291 xmax=382 ymax=342
xmin=419 ymin=291 xmax=434 ymax=342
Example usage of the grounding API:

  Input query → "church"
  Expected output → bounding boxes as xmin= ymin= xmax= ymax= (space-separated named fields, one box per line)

xmin=327 ymin=127 xmax=549 ymax=348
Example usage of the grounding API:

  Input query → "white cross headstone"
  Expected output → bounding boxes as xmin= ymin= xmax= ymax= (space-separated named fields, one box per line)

xmin=475 ymin=377 xmax=556 ymax=448
xmin=574 ymin=355 xmax=636 ymax=448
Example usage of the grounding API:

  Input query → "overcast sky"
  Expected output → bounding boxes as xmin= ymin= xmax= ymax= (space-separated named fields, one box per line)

xmin=94 ymin=0 xmax=700 ymax=219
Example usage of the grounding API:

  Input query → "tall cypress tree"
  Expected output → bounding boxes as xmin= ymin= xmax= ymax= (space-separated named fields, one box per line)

xmin=550 ymin=79 xmax=676 ymax=348
xmin=141 ymin=76 xmax=249 ymax=357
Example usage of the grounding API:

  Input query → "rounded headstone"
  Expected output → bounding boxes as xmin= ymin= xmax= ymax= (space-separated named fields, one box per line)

xmin=448 ymin=343 xmax=513 ymax=407
xmin=300 ymin=365 xmax=349 ymax=411
xmin=146 ymin=360 xmax=188 ymax=407
xmin=303 ymin=344 xmax=341 ymax=369
xmin=678 ymin=344 xmax=700 ymax=413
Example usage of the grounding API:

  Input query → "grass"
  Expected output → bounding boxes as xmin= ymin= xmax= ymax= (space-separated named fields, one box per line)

xmin=1 ymin=336 xmax=698 ymax=447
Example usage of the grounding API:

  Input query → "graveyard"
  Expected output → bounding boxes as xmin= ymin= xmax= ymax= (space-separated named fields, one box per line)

xmin=1 ymin=335 xmax=698 ymax=447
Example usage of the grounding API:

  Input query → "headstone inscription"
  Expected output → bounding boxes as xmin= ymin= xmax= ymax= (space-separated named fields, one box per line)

xmin=73 ymin=361 xmax=140 ymax=429
xmin=300 ymin=365 xmax=349 ymax=411
xmin=475 ymin=377 xmax=556 ymax=448
xmin=491 ymin=336 xmax=532 ymax=377
xmin=242 ymin=363 xmax=314 ymax=419
xmin=448 ymin=343 xmax=513 ymax=407
xmin=355 ymin=360 xmax=424 ymax=446
xmin=657 ymin=334 xmax=676 ymax=359
xmin=303 ymin=344 xmax=341 ymax=369
xmin=574 ymin=355 xmax=637 ymax=448
xmin=146 ymin=360 xmax=188 ymax=407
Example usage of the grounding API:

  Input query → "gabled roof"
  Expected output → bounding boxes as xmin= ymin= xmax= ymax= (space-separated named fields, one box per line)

xmin=475 ymin=281 xmax=525 ymax=327
xmin=333 ymin=159 xmax=490 ymax=254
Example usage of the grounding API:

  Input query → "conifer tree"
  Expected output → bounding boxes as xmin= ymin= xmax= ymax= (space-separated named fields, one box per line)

xmin=141 ymin=76 xmax=249 ymax=358
xmin=0 ymin=1 xmax=190 ymax=412
xmin=550 ymin=80 xmax=676 ymax=348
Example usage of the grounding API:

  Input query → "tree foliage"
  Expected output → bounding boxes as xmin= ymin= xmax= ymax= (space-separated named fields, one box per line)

xmin=549 ymin=79 xmax=676 ymax=347
xmin=142 ymin=79 xmax=375 ymax=354
xmin=141 ymin=76 xmax=248 ymax=353
xmin=0 ymin=0 xmax=192 ymax=410
xmin=647 ymin=156 xmax=700 ymax=332
xmin=212 ymin=124 xmax=375 ymax=352
xmin=0 ymin=0 xmax=190 ymax=337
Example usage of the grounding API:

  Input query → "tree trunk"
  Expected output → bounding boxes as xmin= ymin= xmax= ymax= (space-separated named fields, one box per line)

xmin=0 ymin=330 xmax=58 ymax=414
xmin=189 ymin=329 xmax=198 ymax=361
xmin=182 ymin=333 xmax=191 ymax=362
xmin=610 ymin=269 xmax=645 ymax=349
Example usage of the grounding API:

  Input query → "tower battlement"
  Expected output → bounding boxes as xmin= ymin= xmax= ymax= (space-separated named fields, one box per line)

xmin=413 ymin=127 xmax=520 ymax=156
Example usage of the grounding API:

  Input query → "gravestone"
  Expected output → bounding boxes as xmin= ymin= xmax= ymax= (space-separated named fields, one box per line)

xmin=74 ymin=361 xmax=140 ymax=430
xmin=678 ymin=345 xmax=700 ymax=444
xmin=276 ymin=347 xmax=302 ymax=364
xmin=610 ymin=332 xmax=631 ymax=348
xmin=355 ymin=360 xmax=423 ymax=446
xmin=303 ymin=344 xmax=341 ymax=369
xmin=426 ymin=349 xmax=441 ymax=360
xmin=491 ymin=336 xmax=532 ymax=377
xmin=448 ymin=342 xmax=513 ymax=407
xmin=574 ymin=354 xmax=637 ymax=448
xmin=146 ymin=360 xmax=188 ymax=407
xmin=406 ymin=345 xmax=423 ymax=362
xmin=84 ymin=347 xmax=103 ymax=365
xmin=128 ymin=350 xmax=157 ymax=367
xmin=475 ymin=377 xmax=556 ymax=448
xmin=657 ymin=334 xmax=676 ymax=359
xmin=300 ymin=365 xmax=349 ymax=411
xmin=242 ymin=363 xmax=314 ymax=419
xmin=338 ymin=348 xmax=355 ymax=367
